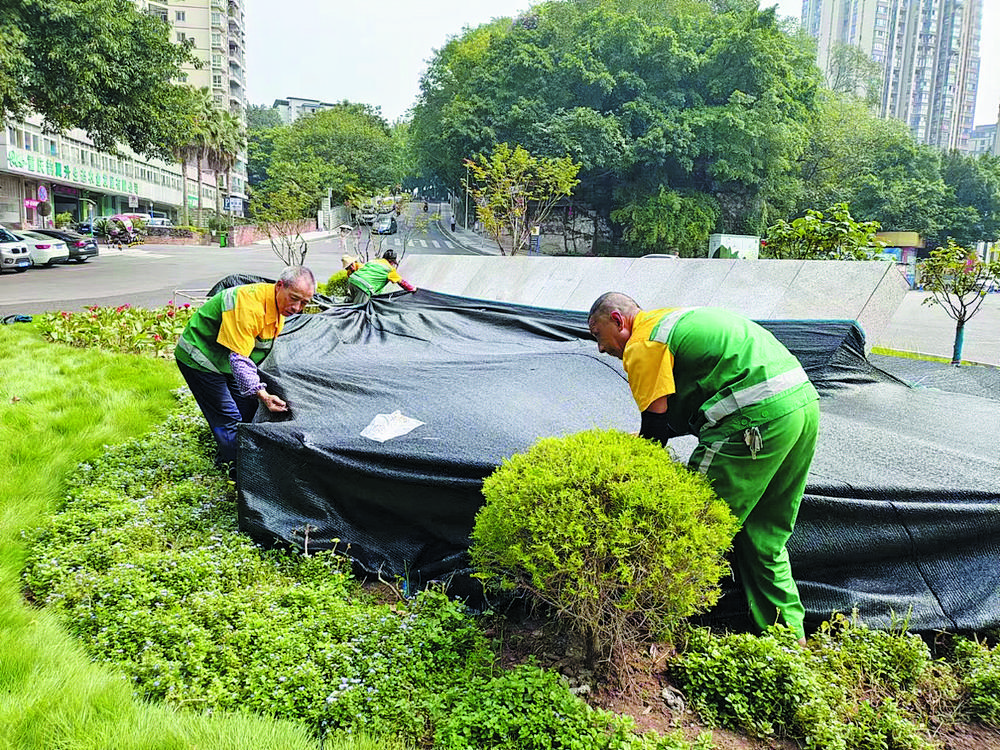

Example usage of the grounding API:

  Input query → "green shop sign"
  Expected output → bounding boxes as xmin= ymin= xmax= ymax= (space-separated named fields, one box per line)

xmin=7 ymin=149 xmax=140 ymax=196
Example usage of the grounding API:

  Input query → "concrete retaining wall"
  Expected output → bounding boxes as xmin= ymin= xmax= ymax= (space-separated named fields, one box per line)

xmin=397 ymin=256 xmax=911 ymax=348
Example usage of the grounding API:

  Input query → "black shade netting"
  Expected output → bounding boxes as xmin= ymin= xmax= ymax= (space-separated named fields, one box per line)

xmin=235 ymin=289 xmax=1000 ymax=633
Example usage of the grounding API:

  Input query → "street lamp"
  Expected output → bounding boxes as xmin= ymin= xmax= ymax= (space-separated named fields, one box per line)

xmin=464 ymin=160 xmax=470 ymax=231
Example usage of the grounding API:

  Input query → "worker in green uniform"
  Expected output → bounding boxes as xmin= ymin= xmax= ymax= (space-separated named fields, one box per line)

xmin=587 ymin=292 xmax=819 ymax=644
xmin=341 ymin=249 xmax=416 ymax=305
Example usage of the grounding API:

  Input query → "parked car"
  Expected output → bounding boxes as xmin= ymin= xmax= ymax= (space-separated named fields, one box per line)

xmin=31 ymin=228 xmax=100 ymax=263
xmin=372 ymin=214 xmax=397 ymax=235
xmin=146 ymin=217 xmax=174 ymax=228
xmin=0 ymin=226 xmax=31 ymax=273
xmin=14 ymin=230 xmax=70 ymax=266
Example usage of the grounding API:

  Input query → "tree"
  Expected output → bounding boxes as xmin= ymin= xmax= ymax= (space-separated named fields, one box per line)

xmin=825 ymin=42 xmax=883 ymax=108
xmin=762 ymin=203 xmax=883 ymax=260
xmin=207 ymin=109 xmax=247 ymax=223
xmin=610 ymin=188 xmax=720 ymax=257
xmin=937 ymin=151 xmax=1000 ymax=248
xmin=918 ymin=239 xmax=1000 ymax=365
xmin=1 ymin=0 xmax=196 ymax=159
xmin=465 ymin=143 xmax=581 ymax=256
xmin=410 ymin=0 xmax=822 ymax=252
xmin=246 ymin=103 xmax=282 ymax=130
xmin=251 ymin=185 xmax=311 ymax=267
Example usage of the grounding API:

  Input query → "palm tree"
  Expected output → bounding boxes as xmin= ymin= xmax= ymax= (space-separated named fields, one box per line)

xmin=170 ymin=88 xmax=210 ymax=227
xmin=193 ymin=90 xmax=219 ymax=225
xmin=207 ymin=109 xmax=246 ymax=223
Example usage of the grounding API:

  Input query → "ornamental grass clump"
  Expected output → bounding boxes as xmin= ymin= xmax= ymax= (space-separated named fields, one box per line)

xmin=470 ymin=429 xmax=739 ymax=678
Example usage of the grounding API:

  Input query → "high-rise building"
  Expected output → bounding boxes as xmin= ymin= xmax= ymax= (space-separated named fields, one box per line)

xmin=141 ymin=0 xmax=249 ymax=211
xmin=968 ymin=122 xmax=999 ymax=156
xmin=0 ymin=1 xmax=249 ymax=229
xmin=801 ymin=0 xmax=983 ymax=151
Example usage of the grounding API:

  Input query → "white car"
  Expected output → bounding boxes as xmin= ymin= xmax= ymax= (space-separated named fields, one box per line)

xmin=16 ymin=230 xmax=70 ymax=266
xmin=0 ymin=226 xmax=31 ymax=273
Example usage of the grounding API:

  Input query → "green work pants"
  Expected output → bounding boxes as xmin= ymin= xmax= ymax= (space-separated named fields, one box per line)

xmin=688 ymin=400 xmax=820 ymax=639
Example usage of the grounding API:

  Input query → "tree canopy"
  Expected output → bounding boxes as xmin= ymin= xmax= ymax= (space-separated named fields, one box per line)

xmin=1 ymin=0 xmax=196 ymax=159
xmin=410 ymin=0 xmax=823 ymax=253
xmin=251 ymin=103 xmax=407 ymax=218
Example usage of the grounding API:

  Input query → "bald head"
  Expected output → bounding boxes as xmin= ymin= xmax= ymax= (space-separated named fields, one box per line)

xmin=587 ymin=292 xmax=642 ymax=360
xmin=588 ymin=292 xmax=641 ymax=324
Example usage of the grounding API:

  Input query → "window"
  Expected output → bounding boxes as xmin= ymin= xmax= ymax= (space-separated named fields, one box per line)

xmin=176 ymin=32 xmax=187 ymax=43
xmin=148 ymin=4 xmax=167 ymax=21
xmin=175 ymin=10 xmax=185 ymax=21
xmin=212 ymin=53 xmax=223 ymax=68
xmin=213 ymin=74 xmax=224 ymax=88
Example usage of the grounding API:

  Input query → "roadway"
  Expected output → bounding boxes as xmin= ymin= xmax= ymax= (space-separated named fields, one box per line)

xmin=1 ymin=211 xmax=997 ymax=367
xmin=0 ymin=202 xmax=477 ymax=315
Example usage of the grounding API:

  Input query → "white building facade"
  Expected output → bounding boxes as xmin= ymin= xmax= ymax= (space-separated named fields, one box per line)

xmin=801 ymin=0 xmax=983 ymax=151
xmin=0 ymin=0 xmax=248 ymax=229
xmin=273 ymin=97 xmax=340 ymax=125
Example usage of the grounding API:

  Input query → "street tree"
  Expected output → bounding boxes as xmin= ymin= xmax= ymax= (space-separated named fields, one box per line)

xmin=465 ymin=143 xmax=581 ymax=256
xmin=207 ymin=109 xmax=247 ymax=224
xmin=251 ymin=183 xmax=312 ymax=267
xmin=1 ymin=0 xmax=196 ymax=159
xmin=918 ymin=239 xmax=1000 ymax=365
xmin=763 ymin=203 xmax=883 ymax=260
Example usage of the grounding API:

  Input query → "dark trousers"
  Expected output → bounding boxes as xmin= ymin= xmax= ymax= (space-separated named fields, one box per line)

xmin=350 ymin=284 xmax=372 ymax=305
xmin=177 ymin=359 xmax=258 ymax=470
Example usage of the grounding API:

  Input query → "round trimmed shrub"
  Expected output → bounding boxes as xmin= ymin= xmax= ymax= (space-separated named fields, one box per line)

xmin=470 ymin=429 xmax=739 ymax=674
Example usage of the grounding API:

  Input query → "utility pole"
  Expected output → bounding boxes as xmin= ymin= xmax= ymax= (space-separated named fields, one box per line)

xmin=464 ymin=160 xmax=470 ymax=231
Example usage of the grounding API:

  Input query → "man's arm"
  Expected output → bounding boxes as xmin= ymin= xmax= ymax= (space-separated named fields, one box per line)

xmin=229 ymin=352 xmax=288 ymax=413
xmin=639 ymin=395 xmax=673 ymax=445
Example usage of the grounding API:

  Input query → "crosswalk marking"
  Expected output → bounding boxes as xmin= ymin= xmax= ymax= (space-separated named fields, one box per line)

xmin=431 ymin=240 xmax=441 ymax=248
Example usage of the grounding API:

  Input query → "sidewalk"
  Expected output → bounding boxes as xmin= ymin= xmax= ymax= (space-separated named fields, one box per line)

xmin=434 ymin=203 xmax=500 ymax=255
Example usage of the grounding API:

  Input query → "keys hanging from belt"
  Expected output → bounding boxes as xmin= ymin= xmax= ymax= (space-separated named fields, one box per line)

xmin=744 ymin=425 xmax=762 ymax=459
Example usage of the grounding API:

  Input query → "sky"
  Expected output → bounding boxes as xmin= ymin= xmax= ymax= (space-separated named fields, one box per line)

xmin=245 ymin=0 xmax=999 ymax=127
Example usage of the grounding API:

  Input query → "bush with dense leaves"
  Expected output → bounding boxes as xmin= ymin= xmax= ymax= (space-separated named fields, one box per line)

xmin=471 ymin=429 xmax=739 ymax=676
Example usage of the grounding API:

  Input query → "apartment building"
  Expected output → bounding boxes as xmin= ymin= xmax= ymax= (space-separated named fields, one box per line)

xmin=0 ymin=0 xmax=248 ymax=229
xmin=968 ymin=122 xmax=999 ymax=155
xmin=143 ymin=0 xmax=250 ymax=213
xmin=801 ymin=0 xmax=983 ymax=151
xmin=273 ymin=97 xmax=340 ymax=125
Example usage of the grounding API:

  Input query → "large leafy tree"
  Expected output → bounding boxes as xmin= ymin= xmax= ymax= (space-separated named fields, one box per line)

xmin=253 ymin=103 xmax=404 ymax=217
xmin=936 ymin=151 xmax=1000 ymax=248
xmin=411 ymin=0 xmax=821 ymax=253
xmin=1 ymin=0 xmax=196 ymax=159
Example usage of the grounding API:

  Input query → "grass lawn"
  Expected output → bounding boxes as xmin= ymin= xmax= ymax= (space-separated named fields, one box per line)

xmin=0 ymin=323 xmax=318 ymax=750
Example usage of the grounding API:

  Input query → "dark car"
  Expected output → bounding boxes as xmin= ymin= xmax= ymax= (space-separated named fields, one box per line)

xmin=372 ymin=214 xmax=397 ymax=235
xmin=32 ymin=228 xmax=100 ymax=262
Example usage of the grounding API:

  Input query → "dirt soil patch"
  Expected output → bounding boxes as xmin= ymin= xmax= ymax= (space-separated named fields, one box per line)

xmin=486 ymin=606 xmax=1000 ymax=750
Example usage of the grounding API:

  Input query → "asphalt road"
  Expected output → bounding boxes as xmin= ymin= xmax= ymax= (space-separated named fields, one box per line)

xmin=0 ymin=209 xmax=470 ymax=316
xmin=2 ymin=223 xmax=997 ymax=367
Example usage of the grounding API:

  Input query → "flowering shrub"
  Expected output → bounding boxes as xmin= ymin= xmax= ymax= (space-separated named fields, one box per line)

xmin=37 ymin=301 xmax=195 ymax=358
